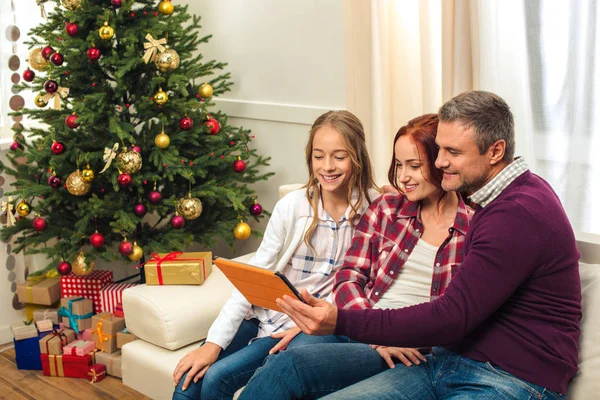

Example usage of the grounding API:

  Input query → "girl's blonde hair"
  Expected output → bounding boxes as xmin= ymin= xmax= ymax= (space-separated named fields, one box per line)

xmin=303 ymin=110 xmax=377 ymax=254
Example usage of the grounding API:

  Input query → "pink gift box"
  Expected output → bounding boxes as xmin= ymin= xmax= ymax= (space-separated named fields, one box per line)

xmin=60 ymin=270 xmax=113 ymax=314
xmin=36 ymin=319 xmax=54 ymax=333
xmin=100 ymin=283 xmax=138 ymax=313
xmin=63 ymin=340 xmax=96 ymax=357
xmin=77 ymin=328 xmax=93 ymax=341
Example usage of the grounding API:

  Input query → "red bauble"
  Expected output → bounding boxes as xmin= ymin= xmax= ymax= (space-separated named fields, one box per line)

xmin=50 ymin=53 xmax=64 ymax=66
xmin=23 ymin=68 xmax=35 ymax=82
xmin=10 ymin=141 xmax=23 ymax=151
xmin=33 ymin=216 xmax=48 ymax=232
xmin=44 ymin=80 xmax=58 ymax=94
xmin=171 ymin=215 xmax=185 ymax=229
xmin=48 ymin=175 xmax=62 ymax=189
xmin=119 ymin=240 xmax=134 ymax=256
xmin=249 ymin=203 xmax=263 ymax=216
xmin=118 ymin=173 xmax=133 ymax=188
xmin=233 ymin=159 xmax=247 ymax=173
xmin=65 ymin=114 xmax=79 ymax=129
xmin=132 ymin=145 xmax=142 ymax=154
xmin=51 ymin=141 xmax=66 ymax=155
xmin=65 ymin=22 xmax=79 ymax=37
xmin=41 ymin=46 xmax=55 ymax=60
xmin=148 ymin=190 xmax=162 ymax=204
xmin=57 ymin=261 xmax=72 ymax=276
xmin=133 ymin=203 xmax=147 ymax=217
xmin=111 ymin=0 xmax=123 ymax=7
xmin=179 ymin=116 xmax=193 ymax=130
xmin=90 ymin=232 xmax=105 ymax=248
xmin=87 ymin=47 xmax=101 ymax=61
xmin=205 ymin=118 xmax=220 ymax=135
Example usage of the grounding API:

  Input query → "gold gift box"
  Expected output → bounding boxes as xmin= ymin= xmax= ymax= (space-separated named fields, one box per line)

xmin=17 ymin=278 xmax=61 ymax=305
xmin=145 ymin=251 xmax=212 ymax=285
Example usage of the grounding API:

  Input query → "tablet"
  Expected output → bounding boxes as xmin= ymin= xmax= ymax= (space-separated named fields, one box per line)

xmin=213 ymin=257 xmax=307 ymax=312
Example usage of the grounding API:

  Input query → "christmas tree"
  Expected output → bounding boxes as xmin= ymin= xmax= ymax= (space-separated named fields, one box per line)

xmin=0 ymin=0 xmax=273 ymax=278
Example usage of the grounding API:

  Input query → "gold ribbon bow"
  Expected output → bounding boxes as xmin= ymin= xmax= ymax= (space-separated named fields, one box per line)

xmin=1 ymin=197 xmax=16 ymax=227
xmin=91 ymin=318 xmax=115 ymax=352
xmin=36 ymin=0 xmax=47 ymax=19
xmin=142 ymin=33 xmax=167 ymax=64
xmin=41 ymin=86 xmax=69 ymax=110
xmin=99 ymin=143 xmax=119 ymax=173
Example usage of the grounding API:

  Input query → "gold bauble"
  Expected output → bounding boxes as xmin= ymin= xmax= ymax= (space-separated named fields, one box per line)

xmin=34 ymin=93 xmax=47 ymax=108
xmin=66 ymin=170 xmax=92 ymax=196
xmin=82 ymin=164 xmax=95 ymax=183
xmin=154 ymin=132 xmax=170 ymax=149
xmin=72 ymin=250 xmax=95 ymax=276
xmin=16 ymin=201 xmax=32 ymax=217
xmin=233 ymin=221 xmax=251 ymax=240
xmin=128 ymin=244 xmax=143 ymax=261
xmin=158 ymin=0 xmax=174 ymax=15
xmin=198 ymin=83 xmax=213 ymax=98
xmin=29 ymin=48 xmax=48 ymax=71
xmin=154 ymin=88 xmax=168 ymax=105
xmin=62 ymin=0 xmax=83 ymax=10
xmin=116 ymin=150 xmax=142 ymax=174
xmin=177 ymin=195 xmax=203 ymax=220
xmin=98 ymin=22 xmax=114 ymax=40
xmin=154 ymin=48 xmax=180 ymax=72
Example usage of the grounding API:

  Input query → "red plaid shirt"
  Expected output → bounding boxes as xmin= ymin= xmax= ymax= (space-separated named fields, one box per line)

xmin=334 ymin=193 xmax=473 ymax=309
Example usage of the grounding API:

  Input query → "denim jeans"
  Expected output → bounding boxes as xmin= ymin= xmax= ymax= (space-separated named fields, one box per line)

xmin=173 ymin=318 xmax=344 ymax=400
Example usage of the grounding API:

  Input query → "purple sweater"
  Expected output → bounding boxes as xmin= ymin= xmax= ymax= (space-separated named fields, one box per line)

xmin=335 ymin=171 xmax=581 ymax=394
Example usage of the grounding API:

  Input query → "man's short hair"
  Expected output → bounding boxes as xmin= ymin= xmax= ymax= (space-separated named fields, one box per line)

xmin=438 ymin=91 xmax=515 ymax=162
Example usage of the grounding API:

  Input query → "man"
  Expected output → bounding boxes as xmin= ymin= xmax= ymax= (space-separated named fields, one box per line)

xmin=239 ymin=91 xmax=581 ymax=399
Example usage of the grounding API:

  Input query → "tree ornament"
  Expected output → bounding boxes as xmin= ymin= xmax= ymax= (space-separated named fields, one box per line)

xmin=177 ymin=194 xmax=203 ymax=220
xmin=154 ymin=130 xmax=170 ymax=149
xmin=23 ymin=68 xmax=35 ymax=82
xmin=16 ymin=200 xmax=32 ymax=217
xmin=50 ymin=52 xmax=64 ymax=66
xmin=90 ymin=231 xmax=105 ymax=248
xmin=48 ymin=175 xmax=62 ymax=189
xmin=249 ymin=201 xmax=263 ymax=216
xmin=179 ymin=116 xmax=193 ymax=130
xmin=148 ymin=190 xmax=162 ymax=204
xmin=198 ymin=82 xmax=213 ymax=98
xmin=57 ymin=260 xmax=72 ymax=276
xmin=132 ymin=145 xmax=142 ymax=154
xmin=62 ymin=0 xmax=83 ymax=11
xmin=154 ymin=48 xmax=180 ymax=72
xmin=34 ymin=93 xmax=47 ymax=108
xmin=65 ymin=22 xmax=79 ymax=37
xmin=142 ymin=34 xmax=167 ymax=64
xmin=51 ymin=141 xmax=66 ymax=155
xmin=111 ymin=0 xmax=123 ymax=7
xmin=72 ymin=250 xmax=95 ymax=276
xmin=99 ymin=21 xmax=114 ymax=40
xmin=171 ymin=214 xmax=185 ymax=229
xmin=205 ymin=117 xmax=220 ymax=134
xmin=1 ymin=197 xmax=16 ymax=227
xmin=81 ymin=164 xmax=95 ymax=183
xmin=133 ymin=203 xmax=147 ymax=217
xmin=44 ymin=80 xmax=58 ymax=94
xmin=118 ymin=173 xmax=133 ymax=189
xmin=29 ymin=48 xmax=48 ymax=71
xmin=119 ymin=238 xmax=133 ymax=256
xmin=87 ymin=46 xmax=101 ymax=61
xmin=233 ymin=221 xmax=251 ymax=240
xmin=10 ymin=141 xmax=23 ymax=151
xmin=158 ymin=0 xmax=174 ymax=15
xmin=33 ymin=215 xmax=48 ymax=232
xmin=233 ymin=157 xmax=247 ymax=173
xmin=116 ymin=150 xmax=142 ymax=174
xmin=128 ymin=242 xmax=143 ymax=261
xmin=153 ymin=88 xmax=168 ymax=105
xmin=66 ymin=170 xmax=91 ymax=196
xmin=41 ymin=46 xmax=55 ymax=60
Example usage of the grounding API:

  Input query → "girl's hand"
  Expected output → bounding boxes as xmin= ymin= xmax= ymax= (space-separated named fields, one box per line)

xmin=173 ymin=342 xmax=221 ymax=391
xmin=269 ymin=326 xmax=302 ymax=354
xmin=374 ymin=346 xmax=427 ymax=368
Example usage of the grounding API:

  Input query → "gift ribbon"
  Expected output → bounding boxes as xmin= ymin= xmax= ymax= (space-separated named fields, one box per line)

xmin=48 ymin=355 xmax=64 ymax=377
xmin=142 ymin=33 xmax=167 ymax=64
xmin=1 ymin=197 xmax=15 ymax=227
xmin=58 ymin=297 xmax=93 ymax=334
xmin=89 ymin=349 xmax=99 ymax=364
xmin=25 ymin=276 xmax=44 ymax=303
xmin=91 ymin=316 xmax=115 ymax=352
xmin=66 ymin=340 xmax=88 ymax=355
xmin=88 ymin=367 xmax=106 ymax=383
xmin=36 ymin=0 xmax=47 ymax=19
xmin=44 ymin=329 xmax=68 ymax=355
xmin=99 ymin=143 xmax=119 ymax=174
xmin=41 ymin=86 xmax=69 ymax=110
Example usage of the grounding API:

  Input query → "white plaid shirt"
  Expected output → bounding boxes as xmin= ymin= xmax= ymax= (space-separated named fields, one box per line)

xmin=470 ymin=157 xmax=529 ymax=208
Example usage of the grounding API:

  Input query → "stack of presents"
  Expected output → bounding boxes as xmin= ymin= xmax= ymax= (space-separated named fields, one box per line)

xmin=11 ymin=270 xmax=139 ymax=383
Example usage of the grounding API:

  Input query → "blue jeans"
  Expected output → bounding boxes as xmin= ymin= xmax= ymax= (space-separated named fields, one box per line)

xmin=173 ymin=319 xmax=345 ymax=400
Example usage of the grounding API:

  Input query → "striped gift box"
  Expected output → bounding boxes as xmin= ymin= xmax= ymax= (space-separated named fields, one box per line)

xmin=100 ymin=283 xmax=138 ymax=313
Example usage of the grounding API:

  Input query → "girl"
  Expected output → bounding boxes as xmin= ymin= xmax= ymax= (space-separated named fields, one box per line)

xmin=238 ymin=113 xmax=474 ymax=399
xmin=172 ymin=110 xmax=378 ymax=399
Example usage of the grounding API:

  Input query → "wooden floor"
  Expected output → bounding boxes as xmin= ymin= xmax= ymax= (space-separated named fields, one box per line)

xmin=0 ymin=343 xmax=151 ymax=400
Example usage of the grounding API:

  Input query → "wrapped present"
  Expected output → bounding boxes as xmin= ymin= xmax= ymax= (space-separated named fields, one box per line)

xmin=36 ymin=319 xmax=54 ymax=333
xmin=113 ymin=303 xmax=124 ymax=318
xmin=60 ymin=270 xmax=113 ymax=314
xmin=11 ymin=320 xmax=38 ymax=340
xmin=63 ymin=340 xmax=96 ymax=356
xmin=39 ymin=329 xmax=76 ymax=355
xmin=116 ymin=329 xmax=137 ymax=349
xmin=96 ymin=350 xmax=122 ymax=378
xmin=25 ymin=302 xmax=60 ymax=321
xmin=145 ymin=251 xmax=212 ymax=285
xmin=17 ymin=277 xmax=61 ymax=305
xmin=41 ymin=353 xmax=92 ymax=378
xmin=100 ymin=283 xmax=138 ymax=313
xmin=14 ymin=335 xmax=43 ymax=370
xmin=33 ymin=308 xmax=60 ymax=325
xmin=87 ymin=364 xmax=107 ymax=383
xmin=91 ymin=312 xmax=125 ymax=353
xmin=77 ymin=328 xmax=93 ymax=341
xmin=59 ymin=297 xmax=93 ymax=334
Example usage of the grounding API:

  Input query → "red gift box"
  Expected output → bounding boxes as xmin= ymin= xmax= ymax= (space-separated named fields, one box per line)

xmin=60 ymin=270 xmax=113 ymax=314
xmin=87 ymin=363 xmax=107 ymax=383
xmin=100 ymin=283 xmax=138 ymax=313
xmin=41 ymin=353 xmax=92 ymax=378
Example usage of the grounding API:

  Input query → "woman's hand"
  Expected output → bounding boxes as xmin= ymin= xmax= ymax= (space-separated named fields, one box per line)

xmin=276 ymin=289 xmax=338 ymax=335
xmin=372 ymin=345 xmax=427 ymax=368
xmin=173 ymin=342 xmax=222 ymax=391
xmin=269 ymin=326 xmax=302 ymax=354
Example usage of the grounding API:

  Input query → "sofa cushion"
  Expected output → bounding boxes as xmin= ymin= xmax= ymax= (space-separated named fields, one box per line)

xmin=568 ymin=262 xmax=600 ymax=397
